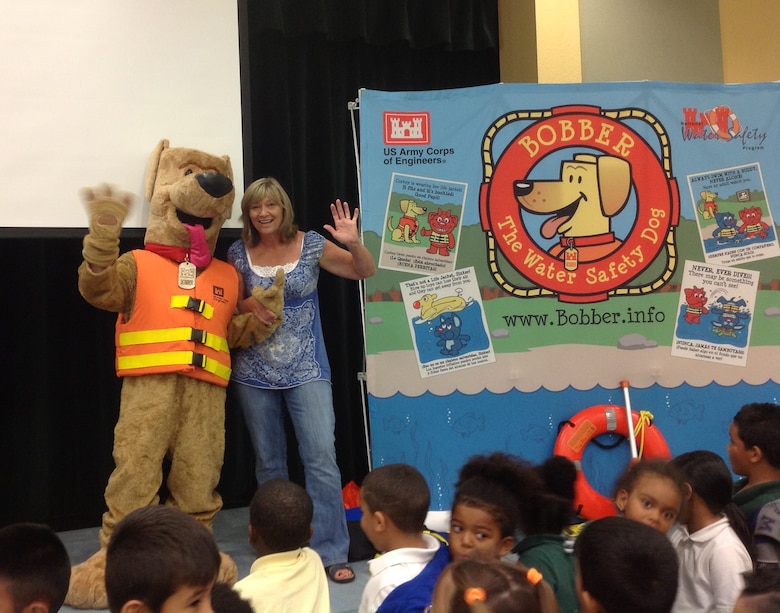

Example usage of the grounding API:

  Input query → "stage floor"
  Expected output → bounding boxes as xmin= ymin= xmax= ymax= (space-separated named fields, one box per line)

xmin=58 ymin=506 xmax=370 ymax=613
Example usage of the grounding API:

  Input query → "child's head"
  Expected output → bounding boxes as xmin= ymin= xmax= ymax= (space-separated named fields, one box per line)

xmin=0 ymin=523 xmax=71 ymax=613
xmin=248 ymin=479 xmax=313 ymax=555
xmin=670 ymin=449 xmax=736 ymax=519
xmin=734 ymin=565 xmax=780 ymax=613
xmin=671 ymin=450 xmax=757 ymax=560
xmin=430 ymin=559 xmax=557 ymax=613
xmin=209 ymin=583 xmax=253 ymax=613
xmin=522 ymin=456 xmax=577 ymax=536
xmin=575 ymin=516 xmax=678 ymax=613
xmin=614 ymin=459 xmax=686 ymax=534
xmin=105 ymin=505 xmax=221 ymax=613
xmin=450 ymin=452 xmax=539 ymax=561
xmin=729 ymin=402 xmax=780 ymax=475
xmin=360 ymin=463 xmax=430 ymax=552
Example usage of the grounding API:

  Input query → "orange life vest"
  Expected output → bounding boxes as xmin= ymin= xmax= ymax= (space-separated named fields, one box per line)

xmin=115 ymin=249 xmax=239 ymax=387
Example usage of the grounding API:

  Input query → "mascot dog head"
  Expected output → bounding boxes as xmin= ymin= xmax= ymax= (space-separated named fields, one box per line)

xmin=143 ymin=139 xmax=234 ymax=254
xmin=514 ymin=153 xmax=631 ymax=240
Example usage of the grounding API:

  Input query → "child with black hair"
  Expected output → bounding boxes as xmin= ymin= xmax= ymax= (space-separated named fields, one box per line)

xmin=514 ymin=456 xmax=579 ymax=613
xmin=669 ymin=450 xmax=754 ymax=613
xmin=429 ymin=558 xmax=559 ymax=613
xmin=734 ymin=565 xmax=780 ymax=612
xmin=0 ymin=523 xmax=70 ymax=613
xmin=233 ymin=479 xmax=329 ymax=613
xmin=614 ymin=459 xmax=686 ymax=534
xmin=358 ymin=463 xmax=449 ymax=613
xmin=575 ymin=516 xmax=679 ymax=613
xmin=105 ymin=505 xmax=221 ymax=613
xmin=729 ymin=402 xmax=780 ymax=567
xmin=210 ymin=583 xmax=253 ymax=613
xmin=450 ymin=452 xmax=539 ymax=562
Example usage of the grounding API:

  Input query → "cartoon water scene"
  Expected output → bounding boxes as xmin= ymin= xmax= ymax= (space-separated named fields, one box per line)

xmin=672 ymin=260 xmax=759 ymax=366
xmin=688 ymin=163 xmax=780 ymax=266
xmin=380 ymin=172 xmax=466 ymax=275
xmin=400 ymin=267 xmax=494 ymax=378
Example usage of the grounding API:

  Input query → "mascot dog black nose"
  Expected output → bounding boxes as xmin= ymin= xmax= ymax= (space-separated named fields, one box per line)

xmin=197 ymin=172 xmax=233 ymax=198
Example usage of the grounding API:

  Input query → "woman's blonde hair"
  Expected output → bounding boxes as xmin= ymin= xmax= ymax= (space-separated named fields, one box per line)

xmin=240 ymin=177 xmax=298 ymax=246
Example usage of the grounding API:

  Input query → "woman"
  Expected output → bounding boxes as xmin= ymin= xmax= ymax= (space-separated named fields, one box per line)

xmin=228 ymin=177 xmax=376 ymax=583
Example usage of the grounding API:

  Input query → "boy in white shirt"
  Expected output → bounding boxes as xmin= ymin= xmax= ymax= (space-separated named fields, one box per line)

xmin=358 ymin=464 xmax=449 ymax=613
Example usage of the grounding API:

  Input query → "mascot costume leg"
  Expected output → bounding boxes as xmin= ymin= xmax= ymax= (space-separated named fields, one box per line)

xmin=67 ymin=140 xmax=283 ymax=609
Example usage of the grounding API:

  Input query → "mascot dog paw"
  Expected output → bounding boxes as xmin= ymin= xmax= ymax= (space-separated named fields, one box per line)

xmin=229 ymin=267 xmax=285 ymax=348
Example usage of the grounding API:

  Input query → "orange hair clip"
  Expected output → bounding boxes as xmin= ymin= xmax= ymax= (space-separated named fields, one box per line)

xmin=526 ymin=568 xmax=543 ymax=585
xmin=463 ymin=587 xmax=487 ymax=604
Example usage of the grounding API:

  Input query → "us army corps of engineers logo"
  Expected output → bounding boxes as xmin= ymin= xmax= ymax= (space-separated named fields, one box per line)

xmin=479 ymin=105 xmax=681 ymax=303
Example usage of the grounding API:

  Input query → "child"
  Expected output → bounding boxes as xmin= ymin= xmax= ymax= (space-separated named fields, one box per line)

xmin=358 ymin=463 xmax=449 ymax=613
xmin=514 ymin=456 xmax=579 ymax=613
xmin=233 ymin=479 xmax=329 ymax=612
xmin=669 ymin=450 xmax=754 ymax=612
xmin=575 ymin=516 xmax=678 ymax=613
xmin=0 ymin=523 xmax=71 ymax=613
xmin=210 ymin=583 xmax=253 ymax=613
xmin=614 ymin=459 xmax=686 ymax=534
xmin=729 ymin=402 xmax=780 ymax=567
xmin=429 ymin=558 xmax=559 ymax=613
xmin=450 ymin=452 xmax=539 ymax=562
xmin=734 ymin=565 xmax=780 ymax=612
xmin=105 ymin=505 xmax=221 ymax=613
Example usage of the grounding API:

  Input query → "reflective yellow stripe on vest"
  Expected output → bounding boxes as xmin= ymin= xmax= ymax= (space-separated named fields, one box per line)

xmin=117 ymin=351 xmax=232 ymax=382
xmin=170 ymin=295 xmax=215 ymax=319
xmin=118 ymin=327 xmax=229 ymax=353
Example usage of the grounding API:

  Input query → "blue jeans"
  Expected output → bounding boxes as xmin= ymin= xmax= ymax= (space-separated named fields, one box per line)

xmin=234 ymin=380 xmax=349 ymax=567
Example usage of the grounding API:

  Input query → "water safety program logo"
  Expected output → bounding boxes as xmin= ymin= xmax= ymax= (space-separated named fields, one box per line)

xmin=479 ymin=105 xmax=680 ymax=303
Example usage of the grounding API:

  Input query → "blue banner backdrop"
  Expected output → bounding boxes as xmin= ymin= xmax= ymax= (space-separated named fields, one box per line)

xmin=358 ymin=82 xmax=780 ymax=510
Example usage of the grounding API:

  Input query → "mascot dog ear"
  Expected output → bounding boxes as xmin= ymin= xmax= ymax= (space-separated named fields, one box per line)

xmin=144 ymin=139 xmax=169 ymax=202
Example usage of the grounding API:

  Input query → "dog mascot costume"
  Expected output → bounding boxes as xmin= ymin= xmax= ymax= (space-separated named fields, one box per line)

xmin=67 ymin=140 xmax=284 ymax=608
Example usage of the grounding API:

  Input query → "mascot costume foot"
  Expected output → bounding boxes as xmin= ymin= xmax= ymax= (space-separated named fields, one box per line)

xmin=67 ymin=140 xmax=283 ymax=609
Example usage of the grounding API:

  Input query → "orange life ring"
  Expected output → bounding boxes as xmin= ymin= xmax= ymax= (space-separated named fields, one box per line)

xmin=704 ymin=105 xmax=740 ymax=141
xmin=553 ymin=405 xmax=671 ymax=521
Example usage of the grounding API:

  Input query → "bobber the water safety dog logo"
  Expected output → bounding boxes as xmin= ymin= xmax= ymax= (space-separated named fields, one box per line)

xmin=479 ymin=105 xmax=681 ymax=303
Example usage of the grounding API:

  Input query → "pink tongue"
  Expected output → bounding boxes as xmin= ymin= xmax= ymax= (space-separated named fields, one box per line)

xmin=183 ymin=224 xmax=211 ymax=267
xmin=541 ymin=215 xmax=570 ymax=240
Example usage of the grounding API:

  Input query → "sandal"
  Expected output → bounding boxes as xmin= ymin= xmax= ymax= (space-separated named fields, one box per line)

xmin=326 ymin=563 xmax=355 ymax=584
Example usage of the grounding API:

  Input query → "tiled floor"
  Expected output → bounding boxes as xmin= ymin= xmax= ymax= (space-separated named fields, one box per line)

xmin=58 ymin=507 xmax=370 ymax=613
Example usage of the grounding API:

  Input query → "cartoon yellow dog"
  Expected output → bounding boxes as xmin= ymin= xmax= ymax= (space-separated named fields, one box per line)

xmin=514 ymin=153 xmax=632 ymax=262
xmin=698 ymin=190 xmax=718 ymax=219
xmin=387 ymin=198 xmax=427 ymax=243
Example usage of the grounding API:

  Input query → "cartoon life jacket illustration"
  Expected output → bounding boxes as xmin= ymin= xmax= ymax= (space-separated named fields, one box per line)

xmin=710 ymin=296 xmax=748 ymax=337
xmin=421 ymin=208 xmax=458 ymax=256
xmin=698 ymin=190 xmax=719 ymax=220
xmin=434 ymin=312 xmax=470 ymax=356
xmin=387 ymin=198 xmax=427 ymax=243
xmin=712 ymin=211 xmax=744 ymax=244
xmin=683 ymin=285 xmax=709 ymax=324
xmin=738 ymin=206 xmax=770 ymax=239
